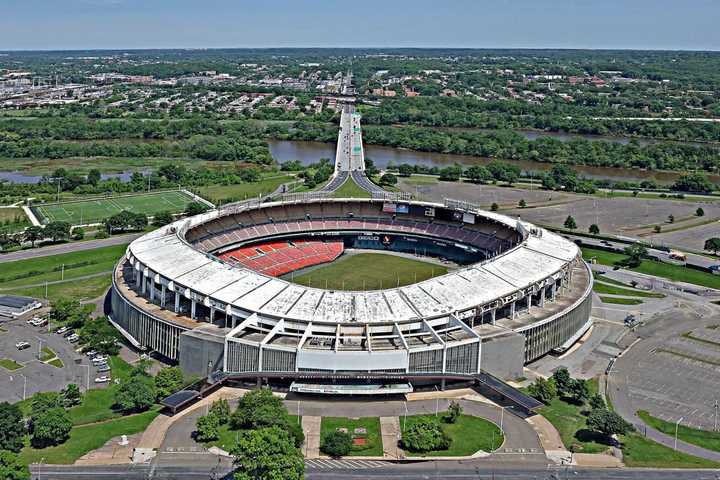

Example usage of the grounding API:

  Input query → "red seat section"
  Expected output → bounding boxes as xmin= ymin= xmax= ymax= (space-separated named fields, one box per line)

xmin=217 ymin=240 xmax=344 ymax=277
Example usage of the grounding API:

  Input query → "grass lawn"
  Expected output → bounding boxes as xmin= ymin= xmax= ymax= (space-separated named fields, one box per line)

xmin=194 ymin=175 xmax=296 ymax=204
xmin=592 ymin=282 xmax=665 ymax=298
xmin=47 ymin=358 xmax=64 ymax=368
xmin=0 ymin=207 xmax=30 ymax=233
xmin=320 ymin=417 xmax=383 ymax=457
xmin=332 ymin=179 xmax=372 ymax=198
xmin=32 ymin=190 xmax=195 ymax=226
xmin=202 ymin=415 xmax=300 ymax=452
xmin=582 ymin=246 xmax=720 ymax=290
xmin=40 ymin=346 xmax=57 ymax=362
xmin=68 ymin=356 xmax=133 ymax=425
xmin=0 ymin=243 xmax=126 ymax=289
xmin=621 ymin=432 xmax=720 ymax=468
xmin=288 ymin=252 xmax=448 ymax=290
xmin=0 ymin=358 xmax=23 ymax=371
xmin=7 ymin=273 xmax=113 ymax=304
xmin=19 ymin=408 xmax=160 ymax=465
xmin=599 ymin=296 xmax=644 ymax=305
xmin=401 ymin=176 xmax=439 ymax=186
xmin=401 ymin=414 xmax=503 ymax=456
xmin=637 ymin=410 xmax=720 ymax=453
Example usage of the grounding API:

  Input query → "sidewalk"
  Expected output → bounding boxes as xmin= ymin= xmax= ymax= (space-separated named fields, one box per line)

xmin=380 ymin=416 xmax=403 ymax=459
xmin=302 ymin=416 xmax=321 ymax=459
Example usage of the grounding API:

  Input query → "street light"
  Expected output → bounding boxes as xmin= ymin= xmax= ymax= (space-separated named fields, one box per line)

xmin=434 ymin=385 xmax=439 ymax=416
xmin=674 ymin=417 xmax=684 ymax=451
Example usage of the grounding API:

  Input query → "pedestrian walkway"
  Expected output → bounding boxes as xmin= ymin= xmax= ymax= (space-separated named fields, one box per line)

xmin=305 ymin=459 xmax=390 ymax=470
xmin=302 ymin=416 xmax=321 ymax=459
xmin=380 ymin=416 xmax=402 ymax=459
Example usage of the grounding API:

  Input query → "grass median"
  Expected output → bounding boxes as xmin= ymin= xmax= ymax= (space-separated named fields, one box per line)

xmin=332 ymin=179 xmax=372 ymax=198
xmin=401 ymin=414 xmax=503 ymax=456
xmin=592 ymin=282 xmax=665 ymax=298
xmin=320 ymin=417 xmax=383 ymax=457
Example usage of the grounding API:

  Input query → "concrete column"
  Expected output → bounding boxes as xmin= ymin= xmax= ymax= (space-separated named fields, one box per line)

xmin=540 ymin=286 xmax=546 ymax=307
xmin=174 ymin=291 xmax=180 ymax=313
xmin=551 ymin=282 xmax=557 ymax=300
xmin=210 ymin=308 xmax=215 ymax=324
xmin=490 ymin=308 xmax=496 ymax=325
xmin=136 ymin=270 xmax=141 ymax=287
xmin=160 ymin=284 xmax=166 ymax=308
xmin=510 ymin=301 xmax=516 ymax=319
xmin=527 ymin=294 xmax=532 ymax=312
xmin=149 ymin=281 xmax=155 ymax=302
xmin=191 ymin=299 xmax=196 ymax=320
xmin=141 ymin=276 xmax=146 ymax=295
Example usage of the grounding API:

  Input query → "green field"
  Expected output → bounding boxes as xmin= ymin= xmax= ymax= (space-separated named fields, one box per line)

xmin=194 ymin=175 xmax=296 ymax=204
xmin=288 ymin=252 xmax=448 ymax=290
xmin=0 ymin=243 xmax=126 ymax=302
xmin=332 ymin=179 xmax=372 ymax=198
xmin=592 ymin=282 xmax=665 ymax=298
xmin=32 ymin=190 xmax=196 ymax=225
xmin=401 ymin=414 xmax=503 ymax=456
xmin=599 ymin=296 xmax=644 ymax=305
xmin=0 ymin=358 xmax=23 ymax=371
xmin=637 ymin=410 xmax=720 ymax=454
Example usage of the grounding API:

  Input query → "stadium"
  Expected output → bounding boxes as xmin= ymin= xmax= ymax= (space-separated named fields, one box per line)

xmin=110 ymin=191 xmax=593 ymax=398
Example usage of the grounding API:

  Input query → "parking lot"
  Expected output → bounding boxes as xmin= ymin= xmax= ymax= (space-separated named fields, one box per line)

xmin=0 ymin=317 xmax=107 ymax=402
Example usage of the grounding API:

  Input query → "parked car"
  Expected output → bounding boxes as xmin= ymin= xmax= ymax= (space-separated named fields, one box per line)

xmin=91 ymin=355 xmax=108 ymax=365
xmin=31 ymin=318 xmax=47 ymax=327
xmin=67 ymin=334 xmax=79 ymax=343
xmin=62 ymin=330 xmax=75 ymax=338
xmin=97 ymin=364 xmax=111 ymax=373
xmin=85 ymin=350 xmax=97 ymax=357
xmin=94 ymin=376 xmax=111 ymax=383
xmin=15 ymin=341 xmax=30 ymax=350
xmin=56 ymin=326 xmax=69 ymax=335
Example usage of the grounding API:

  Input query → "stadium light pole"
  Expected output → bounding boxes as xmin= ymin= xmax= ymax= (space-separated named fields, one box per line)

xmin=674 ymin=417 xmax=683 ymax=450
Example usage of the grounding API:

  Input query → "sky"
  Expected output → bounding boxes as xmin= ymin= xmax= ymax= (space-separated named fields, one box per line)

xmin=1 ymin=0 xmax=719 ymax=51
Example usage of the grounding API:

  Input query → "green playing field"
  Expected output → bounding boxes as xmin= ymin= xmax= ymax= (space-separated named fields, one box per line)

xmin=32 ymin=191 xmax=197 ymax=225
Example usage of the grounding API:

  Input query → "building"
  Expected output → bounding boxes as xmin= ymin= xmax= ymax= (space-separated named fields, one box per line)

xmin=0 ymin=295 xmax=42 ymax=318
xmin=110 ymin=195 xmax=592 ymax=392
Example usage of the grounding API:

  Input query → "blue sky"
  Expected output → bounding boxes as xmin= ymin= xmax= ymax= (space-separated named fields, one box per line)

xmin=1 ymin=0 xmax=719 ymax=51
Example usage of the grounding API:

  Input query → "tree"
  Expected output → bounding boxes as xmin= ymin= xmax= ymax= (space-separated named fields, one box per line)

xmin=398 ymin=164 xmax=414 ymax=177
xmin=104 ymin=211 xmax=147 ymax=234
xmin=78 ymin=317 xmax=120 ymax=355
xmin=704 ymin=238 xmax=720 ymax=255
xmin=44 ymin=221 xmax=71 ymax=242
xmin=61 ymin=384 xmax=82 ymax=407
xmin=321 ymin=430 xmax=353 ymax=457
xmin=24 ymin=225 xmax=43 ymax=247
xmin=115 ymin=374 xmax=156 ymax=413
xmin=654 ymin=225 xmax=662 ymax=233
xmin=586 ymin=409 xmax=633 ymax=438
xmin=567 ymin=379 xmax=590 ymax=405
xmin=588 ymin=224 xmax=600 ymax=235
xmin=444 ymin=400 xmax=463 ymax=424
xmin=231 ymin=388 xmax=287 ymax=430
xmin=153 ymin=210 xmax=174 ymax=226
xmin=671 ymin=173 xmax=715 ymax=193
xmin=439 ymin=164 xmax=463 ymax=182
xmin=589 ymin=394 xmax=606 ymax=410
xmin=667 ymin=214 xmax=674 ymax=224
xmin=401 ymin=417 xmax=451 ymax=453
xmin=185 ymin=201 xmax=210 ymax=216
xmin=551 ymin=368 xmax=572 ymax=397
xmin=0 ymin=450 xmax=29 ymax=480
xmin=195 ymin=413 xmax=220 ymax=442
xmin=230 ymin=427 xmax=304 ymax=480
xmin=209 ymin=399 xmax=231 ymax=425
xmin=87 ymin=169 xmax=102 ymax=186
xmin=30 ymin=391 xmax=64 ymax=415
xmin=31 ymin=407 xmax=72 ymax=448
xmin=154 ymin=367 xmax=184 ymax=400
xmin=490 ymin=202 xmax=499 ymax=212
xmin=527 ymin=377 xmax=557 ymax=405
xmin=49 ymin=299 xmax=91 ymax=327
xmin=518 ymin=199 xmax=527 ymax=208
xmin=0 ymin=402 xmax=25 ymax=453
xmin=379 ymin=173 xmax=398 ymax=186
xmin=72 ymin=227 xmax=85 ymax=240
xmin=696 ymin=207 xmax=705 ymax=217
xmin=465 ymin=165 xmax=492 ymax=183
xmin=622 ymin=243 xmax=647 ymax=268
xmin=365 ymin=158 xmax=379 ymax=177
xmin=563 ymin=215 xmax=577 ymax=230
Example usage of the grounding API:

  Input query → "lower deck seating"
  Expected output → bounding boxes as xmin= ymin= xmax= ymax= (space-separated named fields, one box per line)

xmin=218 ymin=240 xmax=344 ymax=277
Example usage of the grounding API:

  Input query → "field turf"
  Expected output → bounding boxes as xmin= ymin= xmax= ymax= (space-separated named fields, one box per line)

xmin=288 ymin=252 xmax=448 ymax=290
xmin=33 ymin=190 xmax=195 ymax=225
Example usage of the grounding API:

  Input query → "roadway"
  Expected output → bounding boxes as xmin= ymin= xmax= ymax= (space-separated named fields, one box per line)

xmin=0 ymin=232 xmax=140 ymax=263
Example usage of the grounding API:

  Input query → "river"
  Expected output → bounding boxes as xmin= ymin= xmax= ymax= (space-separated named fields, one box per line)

xmin=268 ymin=140 xmax=718 ymax=186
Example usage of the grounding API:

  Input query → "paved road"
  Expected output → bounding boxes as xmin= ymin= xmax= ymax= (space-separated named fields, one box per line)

xmin=0 ymin=233 xmax=139 ymax=263
xmin=29 ymin=462 xmax=720 ymax=479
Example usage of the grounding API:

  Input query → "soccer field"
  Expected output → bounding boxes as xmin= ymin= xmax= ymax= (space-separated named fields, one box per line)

xmin=33 ymin=191 xmax=197 ymax=225
xmin=287 ymin=252 xmax=449 ymax=290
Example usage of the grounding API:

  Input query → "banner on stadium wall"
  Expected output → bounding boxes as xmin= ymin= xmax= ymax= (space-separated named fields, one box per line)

xmin=452 ymin=211 xmax=463 ymax=221
xmin=424 ymin=207 xmax=435 ymax=217
xmin=396 ymin=204 xmax=409 ymax=214
xmin=383 ymin=202 xmax=397 ymax=213
xmin=463 ymin=212 xmax=476 ymax=224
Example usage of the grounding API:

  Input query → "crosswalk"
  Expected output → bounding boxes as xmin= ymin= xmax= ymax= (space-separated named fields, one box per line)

xmin=305 ymin=459 xmax=390 ymax=470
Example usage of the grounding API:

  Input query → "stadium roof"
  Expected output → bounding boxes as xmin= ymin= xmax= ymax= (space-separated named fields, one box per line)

xmin=127 ymin=199 xmax=579 ymax=325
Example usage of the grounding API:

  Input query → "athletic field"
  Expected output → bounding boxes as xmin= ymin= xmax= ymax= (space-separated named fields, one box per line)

xmin=287 ymin=252 xmax=449 ymax=291
xmin=32 ymin=190 xmax=197 ymax=225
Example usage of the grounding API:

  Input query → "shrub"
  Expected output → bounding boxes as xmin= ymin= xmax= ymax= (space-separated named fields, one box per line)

xmin=444 ymin=400 xmax=462 ymax=424
xmin=195 ymin=413 xmax=220 ymax=442
xmin=209 ymin=398 xmax=231 ymax=425
xmin=321 ymin=430 xmax=353 ymax=457
xmin=401 ymin=417 xmax=451 ymax=453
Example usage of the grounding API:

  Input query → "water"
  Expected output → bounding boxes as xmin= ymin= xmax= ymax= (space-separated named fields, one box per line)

xmin=0 ymin=171 xmax=140 ymax=184
xmin=268 ymin=140 xmax=718 ymax=186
